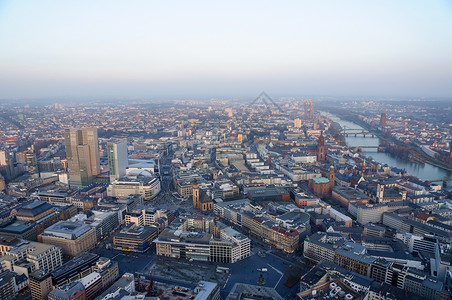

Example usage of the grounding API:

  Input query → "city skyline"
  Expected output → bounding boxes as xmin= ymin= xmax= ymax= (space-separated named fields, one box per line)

xmin=1 ymin=2 xmax=452 ymax=299
xmin=1 ymin=95 xmax=452 ymax=299
xmin=1 ymin=1 xmax=452 ymax=100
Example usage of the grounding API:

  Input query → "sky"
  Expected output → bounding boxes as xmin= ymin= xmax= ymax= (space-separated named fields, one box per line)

xmin=1 ymin=0 xmax=452 ymax=100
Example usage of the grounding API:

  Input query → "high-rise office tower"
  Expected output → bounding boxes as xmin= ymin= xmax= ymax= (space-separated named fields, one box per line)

xmin=0 ymin=151 xmax=14 ymax=181
xmin=0 ymin=151 xmax=7 ymax=165
xmin=64 ymin=127 xmax=100 ymax=187
xmin=107 ymin=141 xmax=128 ymax=182
xmin=304 ymin=101 xmax=309 ymax=118
xmin=81 ymin=128 xmax=101 ymax=176
xmin=0 ymin=175 xmax=5 ymax=191
xmin=380 ymin=113 xmax=387 ymax=127
xmin=310 ymin=100 xmax=314 ymax=118
xmin=26 ymin=145 xmax=38 ymax=174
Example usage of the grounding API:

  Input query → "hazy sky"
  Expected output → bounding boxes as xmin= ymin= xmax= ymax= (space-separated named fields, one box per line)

xmin=1 ymin=0 xmax=452 ymax=100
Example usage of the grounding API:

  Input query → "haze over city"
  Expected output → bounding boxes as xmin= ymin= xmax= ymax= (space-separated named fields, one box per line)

xmin=1 ymin=0 xmax=452 ymax=100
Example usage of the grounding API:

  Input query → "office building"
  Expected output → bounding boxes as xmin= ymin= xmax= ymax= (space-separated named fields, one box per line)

xmin=192 ymin=281 xmax=220 ymax=300
xmin=155 ymin=229 xmax=212 ymax=262
xmin=39 ymin=221 xmax=97 ymax=257
xmin=363 ymin=223 xmax=386 ymax=237
xmin=227 ymin=283 xmax=283 ymax=300
xmin=64 ymin=127 xmax=100 ymax=187
xmin=92 ymin=257 xmax=119 ymax=290
xmin=96 ymin=273 xmax=135 ymax=300
xmin=0 ymin=175 xmax=5 ymax=191
xmin=0 ymin=220 xmax=37 ymax=241
xmin=220 ymin=226 xmax=251 ymax=262
xmin=38 ymin=190 xmax=71 ymax=204
xmin=26 ymin=146 xmax=38 ymax=174
xmin=395 ymin=232 xmax=438 ymax=254
xmin=332 ymin=186 xmax=370 ymax=208
xmin=349 ymin=201 xmax=410 ymax=225
xmin=48 ymin=281 xmax=86 ymax=300
xmin=79 ymin=271 xmax=103 ymax=299
xmin=51 ymin=253 xmax=99 ymax=287
xmin=124 ymin=206 xmax=169 ymax=229
xmin=294 ymin=118 xmax=302 ymax=128
xmin=107 ymin=176 xmax=161 ymax=200
xmin=107 ymin=141 xmax=128 ymax=182
xmin=29 ymin=270 xmax=53 ymax=300
xmin=0 ymin=271 xmax=15 ymax=300
xmin=0 ymin=150 xmax=7 ymax=165
xmin=16 ymin=201 xmax=60 ymax=236
xmin=303 ymin=232 xmax=345 ymax=264
xmin=0 ymin=151 xmax=14 ymax=181
xmin=16 ymin=201 xmax=54 ymax=222
xmin=214 ymin=199 xmax=299 ymax=253
xmin=380 ymin=113 xmax=387 ymax=127
xmin=334 ymin=242 xmax=375 ymax=276
xmin=155 ymin=225 xmax=251 ymax=263
xmin=2 ymin=240 xmax=63 ymax=274
xmin=113 ymin=224 xmax=158 ymax=253
xmin=70 ymin=211 xmax=120 ymax=242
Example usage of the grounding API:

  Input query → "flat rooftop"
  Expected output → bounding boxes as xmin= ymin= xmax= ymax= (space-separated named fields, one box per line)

xmin=0 ymin=220 xmax=35 ymax=234
xmin=51 ymin=253 xmax=99 ymax=278
xmin=157 ymin=228 xmax=212 ymax=244
xmin=333 ymin=186 xmax=370 ymax=200
xmin=115 ymin=225 xmax=158 ymax=240
xmin=42 ymin=221 xmax=92 ymax=240
xmin=7 ymin=241 xmax=58 ymax=257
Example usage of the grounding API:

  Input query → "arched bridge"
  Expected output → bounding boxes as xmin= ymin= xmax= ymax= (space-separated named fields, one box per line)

xmin=342 ymin=126 xmax=375 ymax=137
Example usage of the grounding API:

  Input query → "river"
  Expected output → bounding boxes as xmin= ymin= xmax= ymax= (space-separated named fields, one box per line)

xmin=321 ymin=112 xmax=452 ymax=186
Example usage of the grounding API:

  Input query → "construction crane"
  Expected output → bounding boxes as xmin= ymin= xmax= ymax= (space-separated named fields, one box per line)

xmin=147 ymin=269 xmax=154 ymax=292
xmin=136 ymin=272 xmax=142 ymax=291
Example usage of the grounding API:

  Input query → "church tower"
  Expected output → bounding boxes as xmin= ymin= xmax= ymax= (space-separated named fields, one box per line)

xmin=317 ymin=132 xmax=326 ymax=161
xmin=192 ymin=185 xmax=200 ymax=209
xmin=329 ymin=166 xmax=335 ymax=190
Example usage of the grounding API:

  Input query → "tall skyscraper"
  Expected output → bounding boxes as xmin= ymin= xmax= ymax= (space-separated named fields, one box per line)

xmin=81 ymin=128 xmax=101 ymax=176
xmin=309 ymin=100 xmax=314 ymax=118
xmin=64 ymin=127 xmax=100 ymax=187
xmin=26 ymin=145 xmax=38 ymax=174
xmin=304 ymin=100 xmax=309 ymax=118
xmin=0 ymin=151 xmax=14 ymax=181
xmin=449 ymin=144 xmax=452 ymax=160
xmin=107 ymin=141 xmax=128 ymax=182
xmin=0 ymin=151 xmax=7 ymax=165
xmin=380 ymin=113 xmax=387 ymax=127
